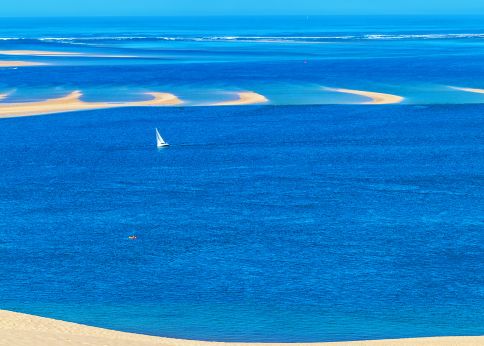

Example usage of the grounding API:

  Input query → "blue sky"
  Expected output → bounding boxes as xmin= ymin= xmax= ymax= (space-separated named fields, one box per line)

xmin=2 ymin=0 xmax=484 ymax=16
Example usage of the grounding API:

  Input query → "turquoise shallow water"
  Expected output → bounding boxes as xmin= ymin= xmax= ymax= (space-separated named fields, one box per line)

xmin=1 ymin=16 xmax=484 ymax=104
xmin=0 ymin=16 xmax=483 ymax=342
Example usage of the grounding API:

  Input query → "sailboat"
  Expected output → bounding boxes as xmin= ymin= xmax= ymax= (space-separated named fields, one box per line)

xmin=155 ymin=128 xmax=169 ymax=148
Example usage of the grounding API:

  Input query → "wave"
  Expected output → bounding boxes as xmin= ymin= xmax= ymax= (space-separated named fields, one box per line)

xmin=1 ymin=33 xmax=484 ymax=44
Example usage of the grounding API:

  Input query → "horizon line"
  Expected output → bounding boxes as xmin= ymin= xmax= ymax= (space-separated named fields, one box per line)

xmin=1 ymin=13 xmax=484 ymax=18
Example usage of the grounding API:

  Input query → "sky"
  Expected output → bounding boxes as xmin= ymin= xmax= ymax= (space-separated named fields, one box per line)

xmin=1 ymin=0 xmax=484 ymax=16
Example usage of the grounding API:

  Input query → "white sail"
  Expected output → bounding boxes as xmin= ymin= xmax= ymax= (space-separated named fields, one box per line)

xmin=156 ymin=128 xmax=169 ymax=148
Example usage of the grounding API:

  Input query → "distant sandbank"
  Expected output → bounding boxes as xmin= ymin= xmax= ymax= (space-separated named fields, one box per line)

xmin=0 ymin=50 xmax=136 ymax=58
xmin=0 ymin=91 xmax=182 ymax=118
xmin=450 ymin=86 xmax=484 ymax=94
xmin=0 ymin=90 xmax=274 ymax=118
xmin=211 ymin=91 xmax=268 ymax=106
xmin=0 ymin=310 xmax=482 ymax=346
xmin=0 ymin=61 xmax=48 ymax=67
xmin=324 ymin=87 xmax=404 ymax=104
xmin=0 ymin=50 xmax=83 ymax=56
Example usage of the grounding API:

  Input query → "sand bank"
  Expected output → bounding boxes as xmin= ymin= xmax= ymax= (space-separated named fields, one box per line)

xmin=211 ymin=92 xmax=268 ymax=106
xmin=450 ymin=86 xmax=484 ymax=94
xmin=0 ymin=50 xmax=135 ymax=58
xmin=0 ymin=61 xmax=48 ymax=67
xmin=324 ymin=87 xmax=404 ymax=104
xmin=0 ymin=50 xmax=83 ymax=56
xmin=0 ymin=91 xmax=182 ymax=118
xmin=0 ymin=310 xmax=482 ymax=346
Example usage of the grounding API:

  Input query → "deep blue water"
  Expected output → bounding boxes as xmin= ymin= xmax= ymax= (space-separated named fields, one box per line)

xmin=1 ymin=105 xmax=483 ymax=342
xmin=0 ymin=16 xmax=484 ymax=342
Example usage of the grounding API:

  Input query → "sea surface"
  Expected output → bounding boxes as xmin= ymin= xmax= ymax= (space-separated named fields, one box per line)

xmin=0 ymin=16 xmax=483 ymax=342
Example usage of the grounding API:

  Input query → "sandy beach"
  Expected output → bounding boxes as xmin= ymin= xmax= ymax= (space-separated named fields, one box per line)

xmin=0 ymin=60 xmax=48 ymax=67
xmin=0 ymin=91 xmax=182 ymax=118
xmin=211 ymin=92 xmax=268 ymax=106
xmin=324 ymin=87 xmax=404 ymax=104
xmin=0 ymin=310 xmax=482 ymax=346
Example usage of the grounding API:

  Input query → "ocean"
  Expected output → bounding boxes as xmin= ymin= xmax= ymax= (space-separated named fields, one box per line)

xmin=0 ymin=16 xmax=483 ymax=342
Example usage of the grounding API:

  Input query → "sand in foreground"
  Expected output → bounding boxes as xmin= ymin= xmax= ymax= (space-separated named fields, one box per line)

xmin=210 ymin=92 xmax=268 ymax=106
xmin=0 ymin=91 xmax=182 ymax=118
xmin=324 ymin=87 xmax=404 ymax=104
xmin=0 ymin=310 xmax=482 ymax=346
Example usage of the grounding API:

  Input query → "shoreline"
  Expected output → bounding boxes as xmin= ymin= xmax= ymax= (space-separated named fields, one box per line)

xmin=0 ymin=310 xmax=482 ymax=346
xmin=324 ymin=87 xmax=404 ymax=104
xmin=0 ymin=91 xmax=182 ymax=118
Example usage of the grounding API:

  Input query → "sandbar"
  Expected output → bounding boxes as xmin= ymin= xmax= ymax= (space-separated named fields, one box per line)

xmin=0 ymin=310 xmax=482 ymax=346
xmin=450 ymin=86 xmax=484 ymax=94
xmin=0 ymin=50 xmax=83 ymax=56
xmin=0 ymin=91 xmax=182 ymax=118
xmin=324 ymin=87 xmax=404 ymax=104
xmin=0 ymin=50 xmax=136 ymax=58
xmin=210 ymin=91 xmax=268 ymax=106
xmin=0 ymin=61 xmax=48 ymax=67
